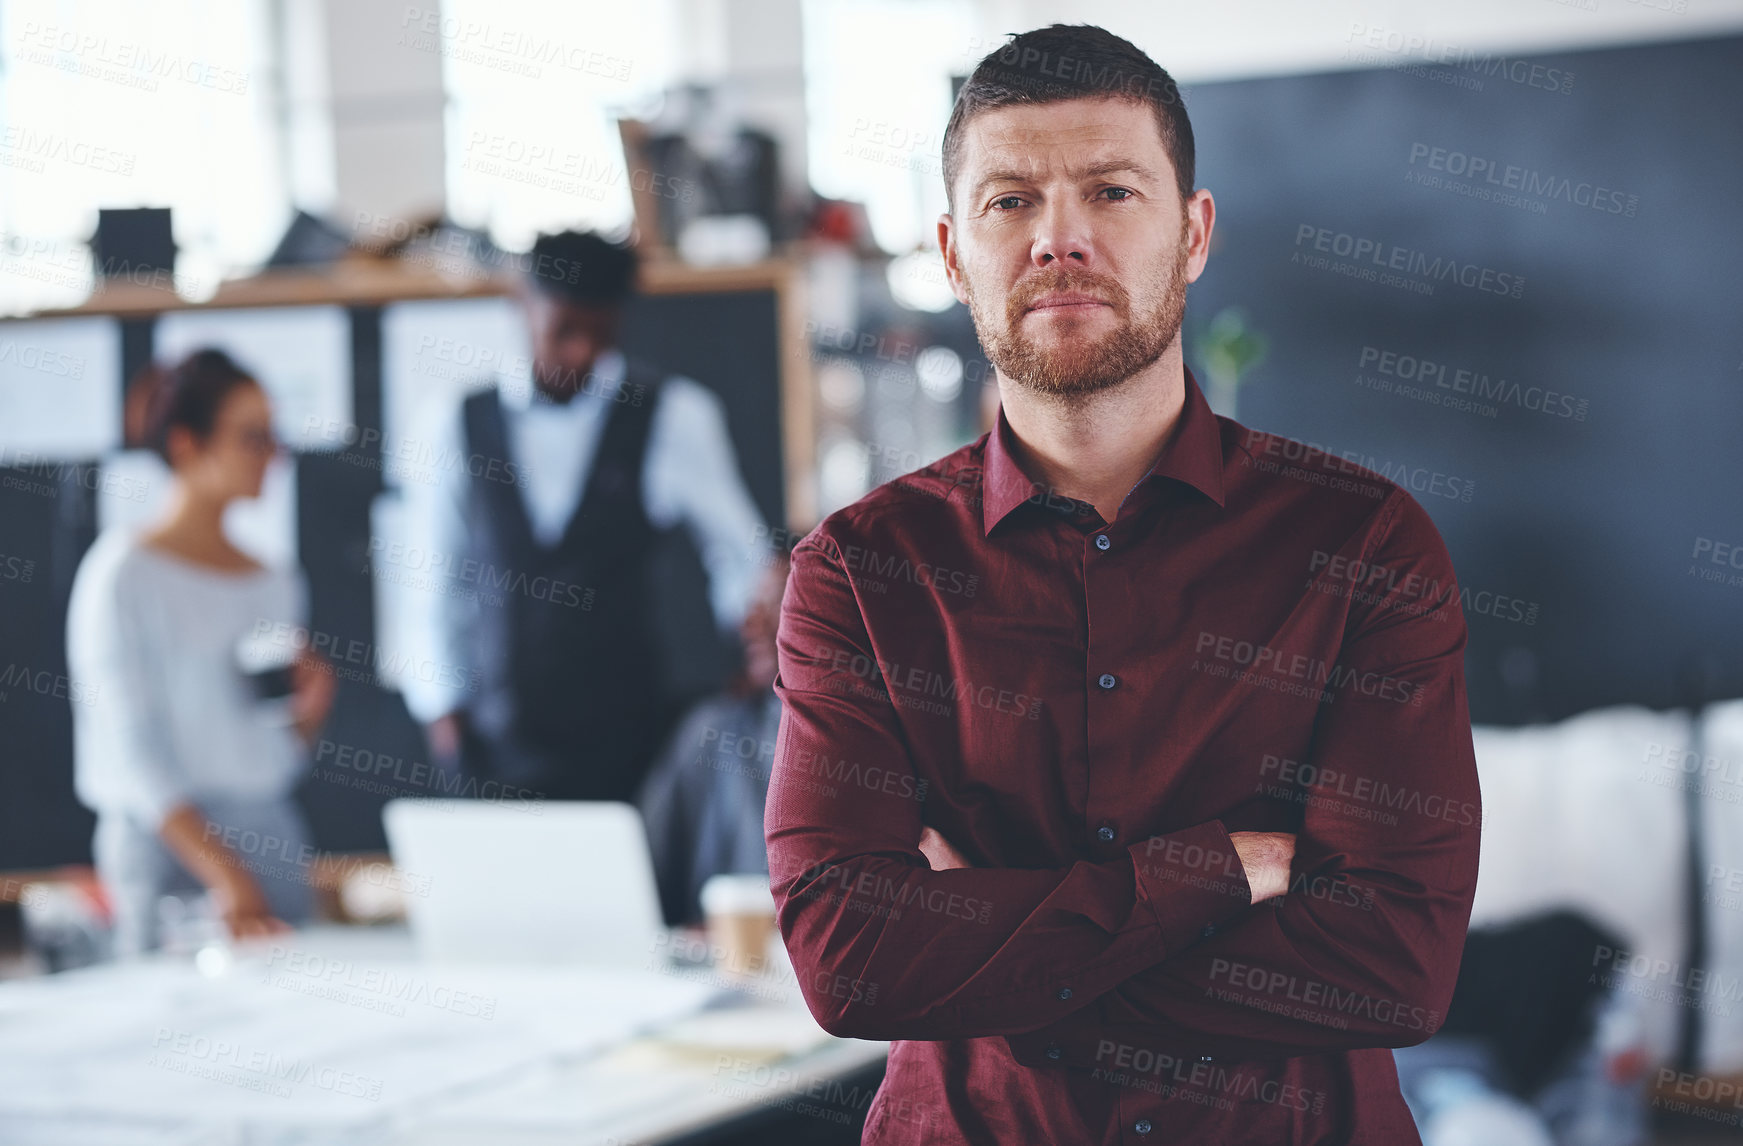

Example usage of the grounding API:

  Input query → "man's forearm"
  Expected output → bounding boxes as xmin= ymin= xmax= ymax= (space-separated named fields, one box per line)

xmin=903 ymin=819 xmax=1473 ymax=1063
xmin=771 ymin=818 xmax=1253 ymax=1042
xmin=1005 ymin=853 xmax=1475 ymax=1066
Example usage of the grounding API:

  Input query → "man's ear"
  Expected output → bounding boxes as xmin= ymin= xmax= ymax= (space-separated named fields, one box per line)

xmin=938 ymin=214 xmax=970 ymax=307
xmin=1184 ymin=188 xmax=1216 ymax=285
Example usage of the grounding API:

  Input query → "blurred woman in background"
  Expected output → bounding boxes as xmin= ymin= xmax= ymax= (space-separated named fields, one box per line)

xmin=66 ymin=348 xmax=333 ymax=954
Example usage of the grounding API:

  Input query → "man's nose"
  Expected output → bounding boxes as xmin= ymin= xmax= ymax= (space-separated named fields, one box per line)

xmin=1029 ymin=198 xmax=1096 ymax=269
xmin=559 ymin=337 xmax=597 ymax=365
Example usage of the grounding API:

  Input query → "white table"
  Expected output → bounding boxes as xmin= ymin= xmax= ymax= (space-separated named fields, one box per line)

xmin=0 ymin=925 xmax=887 ymax=1146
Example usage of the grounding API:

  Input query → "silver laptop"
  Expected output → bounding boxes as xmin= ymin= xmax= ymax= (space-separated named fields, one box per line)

xmin=382 ymin=799 xmax=664 ymax=968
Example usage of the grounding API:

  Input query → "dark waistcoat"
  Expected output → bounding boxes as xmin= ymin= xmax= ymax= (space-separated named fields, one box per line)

xmin=457 ymin=365 xmax=664 ymax=800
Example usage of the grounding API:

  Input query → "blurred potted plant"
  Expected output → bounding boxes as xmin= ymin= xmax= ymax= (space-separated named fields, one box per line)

xmin=1191 ymin=307 xmax=1268 ymax=419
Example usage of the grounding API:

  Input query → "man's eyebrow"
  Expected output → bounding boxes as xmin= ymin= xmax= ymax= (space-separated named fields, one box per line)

xmin=969 ymin=160 xmax=1162 ymax=201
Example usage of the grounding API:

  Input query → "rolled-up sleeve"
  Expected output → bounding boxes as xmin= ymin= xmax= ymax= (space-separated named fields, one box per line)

xmin=1009 ymin=490 xmax=1482 ymax=1066
xmin=391 ymin=401 xmax=475 ymax=723
xmin=767 ymin=530 xmax=1255 ymax=1043
xmin=645 ymin=376 xmax=768 ymax=632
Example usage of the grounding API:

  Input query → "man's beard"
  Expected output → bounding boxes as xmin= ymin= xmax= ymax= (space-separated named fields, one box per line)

xmin=961 ymin=221 xmax=1190 ymax=399
xmin=533 ymin=360 xmax=588 ymax=403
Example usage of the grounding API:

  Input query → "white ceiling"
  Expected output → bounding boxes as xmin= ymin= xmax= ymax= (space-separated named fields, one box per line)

xmin=975 ymin=0 xmax=1743 ymax=82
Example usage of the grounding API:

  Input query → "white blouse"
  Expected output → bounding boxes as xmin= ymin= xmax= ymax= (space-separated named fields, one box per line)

xmin=65 ymin=529 xmax=311 ymax=827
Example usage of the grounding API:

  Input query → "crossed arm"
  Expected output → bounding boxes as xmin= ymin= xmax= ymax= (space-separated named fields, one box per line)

xmin=765 ymin=500 xmax=1481 ymax=1058
xmin=920 ymin=828 xmax=1295 ymax=903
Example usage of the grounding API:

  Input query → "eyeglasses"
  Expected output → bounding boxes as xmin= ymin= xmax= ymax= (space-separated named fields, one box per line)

xmin=228 ymin=426 xmax=281 ymax=456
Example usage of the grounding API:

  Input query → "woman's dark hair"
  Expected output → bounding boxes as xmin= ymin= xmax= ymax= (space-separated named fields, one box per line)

xmin=943 ymin=24 xmax=1195 ymax=212
xmin=139 ymin=348 xmax=260 ymax=465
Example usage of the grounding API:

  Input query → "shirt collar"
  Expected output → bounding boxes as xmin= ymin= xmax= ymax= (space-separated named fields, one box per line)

xmin=980 ymin=364 xmax=1227 ymax=536
xmin=499 ymin=347 xmax=627 ymax=411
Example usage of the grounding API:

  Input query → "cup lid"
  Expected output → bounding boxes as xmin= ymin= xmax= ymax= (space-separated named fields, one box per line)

xmin=700 ymin=872 xmax=775 ymax=916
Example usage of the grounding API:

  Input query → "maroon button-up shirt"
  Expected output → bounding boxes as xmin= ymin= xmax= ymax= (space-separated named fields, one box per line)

xmin=767 ymin=367 xmax=1481 ymax=1145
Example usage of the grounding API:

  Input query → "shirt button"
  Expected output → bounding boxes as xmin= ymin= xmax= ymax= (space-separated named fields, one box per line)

xmin=1045 ymin=1044 xmax=1062 ymax=1061
xmin=1201 ymin=925 xmax=1217 ymax=939
xmin=1097 ymin=825 xmax=1116 ymax=842
xmin=1095 ymin=534 xmax=1111 ymax=551
xmin=1057 ymin=987 xmax=1072 ymax=1001
xmin=1135 ymin=1119 xmax=1153 ymax=1135
xmin=1098 ymin=673 xmax=1117 ymax=690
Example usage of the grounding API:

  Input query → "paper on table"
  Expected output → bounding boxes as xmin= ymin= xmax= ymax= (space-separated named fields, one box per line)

xmin=414 ymin=999 xmax=849 ymax=1132
xmin=0 ymin=947 xmax=715 ymax=1142
xmin=644 ymin=1004 xmax=838 ymax=1060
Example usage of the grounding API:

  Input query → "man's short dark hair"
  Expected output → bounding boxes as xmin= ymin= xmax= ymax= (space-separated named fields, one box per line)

xmin=943 ymin=24 xmax=1194 ymax=213
xmin=523 ymin=229 xmax=639 ymax=307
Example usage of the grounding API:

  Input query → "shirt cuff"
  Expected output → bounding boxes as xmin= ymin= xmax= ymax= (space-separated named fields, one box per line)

xmin=398 ymin=676 xmax=468 ymax=725
xmin=1129 ymin=818 xmax=1254 ymax=954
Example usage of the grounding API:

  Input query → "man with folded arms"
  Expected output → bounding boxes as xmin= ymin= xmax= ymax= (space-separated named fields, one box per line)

xmin=766 ymin=22 xmax=1480 ymax=1145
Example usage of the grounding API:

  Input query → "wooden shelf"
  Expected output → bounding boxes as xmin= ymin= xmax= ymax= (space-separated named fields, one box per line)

xmin=24 ymin=248 xmax=808 ymax=318
xmin=16 ymin=247 xmax=818 ymax=529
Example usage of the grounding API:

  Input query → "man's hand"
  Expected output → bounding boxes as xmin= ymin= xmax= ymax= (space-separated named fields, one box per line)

xmin=921 ymin=826 xmax=1295 ymax=908
xmin=918 ymin=827 xmax=972 ymax=870
xmin=424 ymin=712 xmax=464 ymax=763
xmin=1229 ymin=831 xmax=1296 ymax=904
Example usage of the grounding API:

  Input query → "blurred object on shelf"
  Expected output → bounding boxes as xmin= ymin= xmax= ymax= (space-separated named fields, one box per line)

xmin=265 ymin=210 xmax=355 ymax=269
xmin=354 ymin=212 xmax=517 ymax=285
xmin=618 ymin=117 xmax=671 ymax=255
xmin=806 ymin=197 xmax=880 ymax=255
xmin=90 ymin=207 xmax=176 ymax=289
xmin=677 ymin=214 xmax=770 ymax=267
xmin=619 ymin=83 xmax=785 ymax=265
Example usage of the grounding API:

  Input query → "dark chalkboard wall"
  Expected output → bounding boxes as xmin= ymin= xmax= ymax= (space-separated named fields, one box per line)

xmin=1179 ymin=33 xmax=1743 ymax=725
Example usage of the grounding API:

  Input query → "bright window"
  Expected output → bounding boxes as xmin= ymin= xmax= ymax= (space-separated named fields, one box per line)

xmin=436 ymin=0 xmax=683 ymax=250
xmin=802 ymin=0 xmax=974 ymax=256
xmin=0 ymin=0 xmax=287 ymax=316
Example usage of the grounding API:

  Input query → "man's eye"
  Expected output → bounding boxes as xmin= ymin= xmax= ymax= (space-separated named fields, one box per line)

xmin=1101 ymin=187 xmax=1133 ymax=201
xmin=992 ymin=196 xmax=1025 ymax=211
